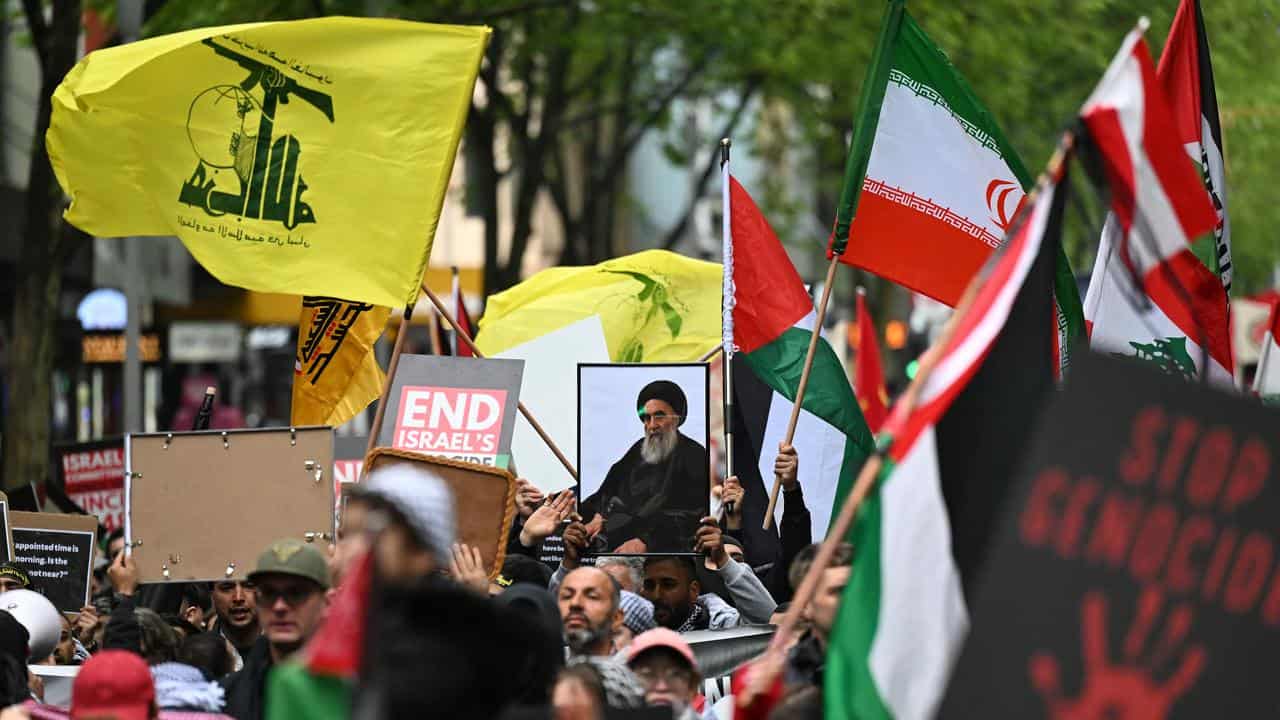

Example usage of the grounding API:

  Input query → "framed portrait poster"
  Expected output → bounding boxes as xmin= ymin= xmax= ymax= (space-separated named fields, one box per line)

xmin=577 ymin=363 xmax=711 ymax=556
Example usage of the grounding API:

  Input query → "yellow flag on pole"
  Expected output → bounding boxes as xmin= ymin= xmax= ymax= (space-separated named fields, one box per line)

xmin=47 ymin=18 xmax=490 ymax=309
xmin=476 ymin=250 xmax=722 ymax=362
xmin=292 ymin=297 xmax=390 ymax=427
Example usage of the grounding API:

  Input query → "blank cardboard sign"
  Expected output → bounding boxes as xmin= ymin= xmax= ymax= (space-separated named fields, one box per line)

xmin=127 ymin=427 xmax=334 ymax=583
xmin=363 ymin=449 xmax=516 ymax=581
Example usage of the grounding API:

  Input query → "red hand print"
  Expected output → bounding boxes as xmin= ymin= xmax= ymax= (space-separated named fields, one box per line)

xmin=1029 ymin=588 xmax=1206 ymax=720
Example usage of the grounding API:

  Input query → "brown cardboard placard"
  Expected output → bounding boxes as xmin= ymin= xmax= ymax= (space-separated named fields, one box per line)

xmin=363 ymin=448 xmax=516 ymax=581
xmin=10 ymin=511 xmax=98 ymax=613
xmin=126 ymin=427 xmax=334 ymax=583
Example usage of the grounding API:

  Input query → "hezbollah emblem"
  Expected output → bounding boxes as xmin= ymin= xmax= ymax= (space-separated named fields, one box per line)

xmin=271 ymin=540 xmax=304 ymax=564
xmin=179 ymin=37 xmax=334 ymax=230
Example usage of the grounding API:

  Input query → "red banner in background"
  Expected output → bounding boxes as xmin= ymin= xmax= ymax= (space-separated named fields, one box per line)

xmin=55 ymin=440 xmax=124 ymax=531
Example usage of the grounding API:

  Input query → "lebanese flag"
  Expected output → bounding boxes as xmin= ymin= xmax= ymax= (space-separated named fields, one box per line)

xmin=726 ymin=173 xmax=874 ymax=535
xmin=451 ymin=267 xmax=474 ymax=357
xmin=1252 ymin=301 xmax=1280 ymax=403
xmin=1080 ymin=24 xmax=1229 ymax=385
xmin=1157 ymin=0 xmax=1231 ymax=293
xmin=826 ymin=155 xmax=1070 ymax=720
xmin=854 ymin=289 xmax=889 ymax=433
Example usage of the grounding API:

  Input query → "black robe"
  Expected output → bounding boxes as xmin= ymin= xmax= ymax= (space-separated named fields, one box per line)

xmin=581 ymin=432 xmax=707 ymax=552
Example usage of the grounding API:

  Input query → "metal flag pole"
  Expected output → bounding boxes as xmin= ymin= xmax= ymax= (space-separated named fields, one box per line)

xmin=719 ymin=138 xmax=737 ymax=519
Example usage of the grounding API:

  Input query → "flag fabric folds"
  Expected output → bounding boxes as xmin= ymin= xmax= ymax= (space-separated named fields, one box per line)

xmin=826 ymin=3 xmax=1083 ymax=375
xmin=854 ymin=290 xmax=889 ymax=434
xmin=451 ymin=268 xmax=475 ymax=358
xmin=291 ymin=297 xmax=389 ymax=427
xmin=1252 ymin=302 xmax=1280 ymax=403
xmin=826 ymin=158 xmax=1070 ymax=720
xmin=1157 ymin=0 xmax=1231 ymax=293
xmin=47 ymin=18 xmax=490 ymax=309
xmin=727 ymin=174 xmax=874 ymax=537
xmin=475 ymin=250 xmax=721 ymax=363
xmin=1080 ymin=24 xmax=1229 ymax=385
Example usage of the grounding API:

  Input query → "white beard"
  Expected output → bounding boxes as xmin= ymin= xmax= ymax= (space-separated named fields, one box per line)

xmin=640 ymin=428 xmax=678 ymax=465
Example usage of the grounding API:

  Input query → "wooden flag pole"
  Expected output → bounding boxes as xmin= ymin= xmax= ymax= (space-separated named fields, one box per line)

xmin=428 ymin=311 xmax=443 ymax=355
xmin=420 ymin=283 xmax=579 ymax=480
xmin=761 ymin=255 xmax=841 ymax=530
xmin=365 ymin=307 xmax=413 ymax=458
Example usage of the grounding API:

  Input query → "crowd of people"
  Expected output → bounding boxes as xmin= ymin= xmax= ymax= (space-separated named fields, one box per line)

xmin=0 ymin=436 xmax=848 ymax=719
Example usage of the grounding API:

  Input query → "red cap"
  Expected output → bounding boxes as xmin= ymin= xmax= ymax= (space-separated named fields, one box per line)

xmin=626 ymin=627 xmax=697 ymax=669
xmin=71 ymin=650 xmax=155 ymax=720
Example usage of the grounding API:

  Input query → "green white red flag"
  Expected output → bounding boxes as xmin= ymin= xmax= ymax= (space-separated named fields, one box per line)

xmin=1080 ymin=22 xmax=1229 ymax=385
xmin=826 ymin=0 xmax=1083 ymax=378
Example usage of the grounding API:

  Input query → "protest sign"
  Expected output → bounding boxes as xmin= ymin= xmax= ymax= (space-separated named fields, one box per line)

xmin=10 ymin=512 xmax=97 ymax=613
xmin=0 ymin=493 xmax=12 ymax=563
xmin=52 ymin=439 xmax=124 ymax=531
xmin=365 ymin=449 xmax=516 ymax=580
xmin=333 ymin=435 xmax=367 ymax=484
xmin=578 ymin=363 xmax=710 ymax=555
xmin=495 ymin=316 xmax=610 ymax=493
xmin=376 ymin=355 xmax=524 ymax=469
xmin=126 ymin=427 xmax=333 ymax=582
xmin=940 ymin=352 xmax=1280 ymax=718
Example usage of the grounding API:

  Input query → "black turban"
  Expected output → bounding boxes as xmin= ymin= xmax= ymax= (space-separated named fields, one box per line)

xmin=637 ymin=380 xmax=687 ymax=425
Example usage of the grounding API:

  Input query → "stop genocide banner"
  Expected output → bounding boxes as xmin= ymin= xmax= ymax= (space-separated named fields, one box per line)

xmin=940 ymin=352 xmax=1280 ymax=718
xmin=376 ymin=355 xmax=524 ymax=469
xmin=53 ymin=439 xmax=124 ymax=531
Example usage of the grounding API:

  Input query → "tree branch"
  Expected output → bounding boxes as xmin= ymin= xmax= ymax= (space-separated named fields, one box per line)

xmin=20 ymin=0 xmax=50 ymax=63
xmin=662 ymin=78 xmax=762 ymax=250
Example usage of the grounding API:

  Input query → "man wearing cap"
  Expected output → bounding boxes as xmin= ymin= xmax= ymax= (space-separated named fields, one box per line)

xmin=581 ymin=379 xmax=709 ymax=553
xmin=627 ymin=628 xmax=703 ymax=720
xmin=0 ymin=564 xmax=30 ymax=595
xmin=69 ymin=649 xmax=159 ymax=720
xmin=222 ymin=538 xmax=329 ymax=720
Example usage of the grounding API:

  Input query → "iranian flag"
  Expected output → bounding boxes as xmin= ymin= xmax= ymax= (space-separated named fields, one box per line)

xmin=825 ymin=150 xmax=1071 ymax=720
xmin=828 ymin=0 xmax=1083 ymax=377
xmin=725 ymin=171 xmax=875 ymax=536
xmin=1081 ymin=22 xmax=1228 ymax=385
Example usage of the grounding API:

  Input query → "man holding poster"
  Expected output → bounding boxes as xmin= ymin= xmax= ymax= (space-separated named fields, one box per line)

xmin=580 ymin=371 xmax=710 ymax=555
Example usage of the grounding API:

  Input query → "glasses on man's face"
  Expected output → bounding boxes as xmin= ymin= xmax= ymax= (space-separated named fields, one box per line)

xmin=632 ymin=665 xmax=693 ymax=688
xmin=638 ymin=411 xmax=681 ymax=425
xmin=254 ymin=584 xmax=317 ymax=609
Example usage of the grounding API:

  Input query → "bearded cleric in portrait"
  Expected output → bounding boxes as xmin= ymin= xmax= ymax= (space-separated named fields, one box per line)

xmin=581 ymin=380 xmax=707 ymax=553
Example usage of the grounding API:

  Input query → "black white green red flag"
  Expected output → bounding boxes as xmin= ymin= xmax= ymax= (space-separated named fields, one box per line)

xmin=825 ymin=154 xmax=1070 ymax=720
xmin=1080 ymin=22 xmax=1228 ymax=385
xmin=725 ymin=172 xmax=874 ymax=536
xmin=826 ymin=0 xmax=1083 ymax=378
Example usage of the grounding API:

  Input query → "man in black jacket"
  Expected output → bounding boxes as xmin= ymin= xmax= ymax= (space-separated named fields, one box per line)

xmin=580 ymin=380 xmax=708 ymax=554
xmin=221 ymin=538 xmax=330 ymax=720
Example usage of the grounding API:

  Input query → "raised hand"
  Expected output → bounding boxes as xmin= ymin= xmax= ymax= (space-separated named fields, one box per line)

xmin=722 ymin=475 xmax=745 ymax=530
xmin=520 ymin=490 xmax=576 ymax=548
xmin=695 ymin=516 xmax=728 ymax=569
xmin=775 ymin=443 xmax=799 ymax=490
xmin=515 ymin=478 xmax=545 ymax=520
xmin=448 ymin=543 xmax=490 ymax=594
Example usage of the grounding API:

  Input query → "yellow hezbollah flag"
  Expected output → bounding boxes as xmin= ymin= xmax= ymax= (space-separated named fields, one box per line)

xmin=292 ymin=297 xmax=390 ymax=427
xmin=477 ymin=250 xmax=721 ymax=362
xmin=47 ymin=18 xmax=490 ymax=309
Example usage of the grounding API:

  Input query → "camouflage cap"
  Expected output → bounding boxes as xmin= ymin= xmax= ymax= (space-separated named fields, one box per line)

xmin=247 ymin=538 xmax=330 ymax=590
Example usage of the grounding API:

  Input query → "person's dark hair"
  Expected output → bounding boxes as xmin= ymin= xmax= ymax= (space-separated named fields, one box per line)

xmin=499 ymin=554 xmax=553 ymax=589
xmin=788 ymin=542 xmax=854 ymax=592
xmin=162 ymin=612 xmax=203 ymax=640
xmin=644 ymin=555 xmax=698 ymax=584
xmin=767 ymin=684 xmax=823 ymax=720
xmin=134 ymin=607 xmax=179 ymax=665
xmin=179 ymin=632 xmax=233 ymax=681
xmin=180 ymin=582 xmax=213 ymax=615
xmin=0 ymin=611 xmax=29 ymax=706
xmin=554 ymin=664 xmax=607 ymax=712
xmin=104 ymin=528 xmax=125 ymax=553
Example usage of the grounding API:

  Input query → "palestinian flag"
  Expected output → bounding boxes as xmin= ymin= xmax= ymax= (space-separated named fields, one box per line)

xmin=726 ymin=173 xmax=874 ymax=537
xmin=1080 ymin=24 xmax=1228 ymax=385
xmin=827 ymin=0 xmax=1083 ymax=377
xmin=1158 ymin=0 xmax=1231 ymax=293
xmin=1251 ymin=301 xmax=1280 ymax=404
xmin=825 ymin=152 xmax=1070 ymax=720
